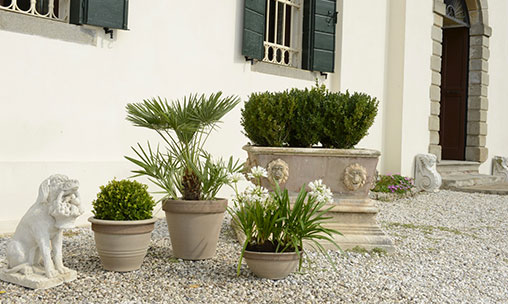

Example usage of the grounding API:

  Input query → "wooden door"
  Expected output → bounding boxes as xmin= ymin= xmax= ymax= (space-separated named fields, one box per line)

xmin=440 ymin=27 xmax=469 ymax=160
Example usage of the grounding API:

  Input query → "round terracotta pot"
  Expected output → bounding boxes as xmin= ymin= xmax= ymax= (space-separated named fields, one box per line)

xmin=88 ymin=217 xmax=157 ymax=272
xmin=162 ymin=198 xmax=227 ymax=260
xmin=243 ymin=250 xmax=300 ymax=279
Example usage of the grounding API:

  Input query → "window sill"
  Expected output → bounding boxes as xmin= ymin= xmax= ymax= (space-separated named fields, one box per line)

xmin=250 ymin=60 xmax=326 ymax=81
xmin=0 ymin=10 xmax=97 ymax=45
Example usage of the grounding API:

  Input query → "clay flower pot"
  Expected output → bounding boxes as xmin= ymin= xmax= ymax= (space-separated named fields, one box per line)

xmin=243 ymin=250 xmax=300 ymax=279
xmin=89 ymin=217 xmax=157 ymax=272
xmin=162 ymin=198 xmax=227 ymax=260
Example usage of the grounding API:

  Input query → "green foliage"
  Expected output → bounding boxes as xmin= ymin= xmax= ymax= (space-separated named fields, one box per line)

xmin=229 ymin=181 xmax=342 ymax=275
xmin=240 ymin=90 xmax=296 ymax=147
xmin=372 ymin=174 xmax=415 ymax=194
xmin=125 ymin=92 xmax=243 ymax=200
xmin=320 ymin=91 xmax=378 ymax=149
xmin=241 ymin=85 xmax=378 ymax=148
xmin=92 ymin=179 xmax=155 ymax=221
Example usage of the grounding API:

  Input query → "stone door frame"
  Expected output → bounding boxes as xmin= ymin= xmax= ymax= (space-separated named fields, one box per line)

xmin=428 ymin=0 xmax=491 ymax=163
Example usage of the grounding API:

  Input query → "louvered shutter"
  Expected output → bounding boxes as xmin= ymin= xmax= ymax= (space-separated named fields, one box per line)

xmin=242 ymin=0 xmax=267 ymax=60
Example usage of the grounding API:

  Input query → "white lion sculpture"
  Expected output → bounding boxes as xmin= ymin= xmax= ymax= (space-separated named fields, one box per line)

xmin=4 ymin=174 xmax=83 ymax=279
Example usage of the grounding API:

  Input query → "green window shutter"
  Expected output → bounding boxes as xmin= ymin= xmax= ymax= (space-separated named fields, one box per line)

xmin=302 ymin=0 xmax=337 ymax=72
xmin=70 ymin=0 xmax=129 ymax=30
xmin=242 ymin=0 xmax=267 ymax=60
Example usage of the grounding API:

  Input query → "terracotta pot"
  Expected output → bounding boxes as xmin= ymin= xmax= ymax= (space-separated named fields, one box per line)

xmin=162 ymin=198 xmax=227 ymax=260
xmin=243 ymin=250 xmax=300 ymax=279
xmin=88 ymin=217 xmax=157 ymax=272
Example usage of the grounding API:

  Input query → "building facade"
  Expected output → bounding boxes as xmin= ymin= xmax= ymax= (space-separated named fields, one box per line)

xmin=1 ymin=0 xmax=507 ymax=232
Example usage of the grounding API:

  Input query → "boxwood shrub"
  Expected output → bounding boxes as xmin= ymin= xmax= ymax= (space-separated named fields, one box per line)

xmin=92 ymin=179 xmax=155 ymax=221
xmin=241 ymin=85 xmax=378 ymax=149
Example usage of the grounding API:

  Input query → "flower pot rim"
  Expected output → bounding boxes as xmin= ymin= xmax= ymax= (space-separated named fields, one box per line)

xmin=243 ymin=249 xmax=301 ymax=260
xmin=88 ymin=216 xmax=158 ymax=226
xmin=162 ymin=198 xmax=228 ymax=214
xmin=162 ymin=197 xmax=228 ymax=203
xmin=243 ymin=144 xmax=381 ymax=157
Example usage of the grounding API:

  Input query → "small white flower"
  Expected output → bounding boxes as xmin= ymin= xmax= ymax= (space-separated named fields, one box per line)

xmin=227 ymin=172 xmax=246 ymax=184
xmin=248 ymin=166 xmax=268 ymax=179
xmin=308 ymin=179 xmax=333 ymax=204
xmin=243 ymin=184 xmax=270 ymax=204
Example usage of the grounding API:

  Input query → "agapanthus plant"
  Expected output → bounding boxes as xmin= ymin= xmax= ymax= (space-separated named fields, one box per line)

xmin=228 ymin=167 xmax=342 ymax=274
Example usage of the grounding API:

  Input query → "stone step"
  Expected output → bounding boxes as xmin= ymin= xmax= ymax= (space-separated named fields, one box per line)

xmin=437 ymin=160 xmax=480 ymax=176
xmin=451 ymin=182 xmax=508 ymax=195
xmin=441 ymin=173 xmax=505 ymax=189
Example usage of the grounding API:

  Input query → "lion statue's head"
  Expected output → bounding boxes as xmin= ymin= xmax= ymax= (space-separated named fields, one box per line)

xmin=343 ymin=163 xmax=368 ymax=191
xmin=37 ymin=174 xmax=84 ymax=229
xmin=267 ymin=158 xmax=289 ymax=185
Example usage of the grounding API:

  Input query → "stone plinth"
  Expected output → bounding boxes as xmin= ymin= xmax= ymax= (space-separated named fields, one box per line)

xmin=243 ymin=145 xmax=394 ymax=253
xmin=0 ymin=267 xmax=77 ymax=289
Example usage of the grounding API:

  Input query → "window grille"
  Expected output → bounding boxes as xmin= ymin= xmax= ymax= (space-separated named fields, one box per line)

xmin=0 ymin=0 xmax=69 ymax=22
xmin=263 ymin=0 xmax=301 ymax=67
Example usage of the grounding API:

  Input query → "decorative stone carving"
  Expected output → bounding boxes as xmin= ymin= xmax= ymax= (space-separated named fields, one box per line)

xmin=492 ymin=156 xmax=508 ymax=182
xmin=415 ymin=154 xmax=442 ymax=192
xmin=267 ymin=158 xmax=289 ymax=185
xmin=0 ymin=174 xmax=84 ymax=289
xmin=343 ymin=163 xmax=367 ymax=191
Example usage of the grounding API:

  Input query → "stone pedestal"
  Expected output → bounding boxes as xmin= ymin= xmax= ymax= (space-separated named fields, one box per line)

xmin=0 ymin=267 xmax=77 ymax=290
xmin=243 ymin=145 xmax=395 ymax=253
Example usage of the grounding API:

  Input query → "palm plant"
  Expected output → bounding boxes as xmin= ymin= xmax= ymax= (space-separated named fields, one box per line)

xmin=125 ymin=92 xmax=242 ymax=200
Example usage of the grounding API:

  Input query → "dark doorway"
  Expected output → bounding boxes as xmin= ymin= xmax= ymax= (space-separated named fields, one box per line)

xmin=440 ymin=26 xmax=469 ymax=160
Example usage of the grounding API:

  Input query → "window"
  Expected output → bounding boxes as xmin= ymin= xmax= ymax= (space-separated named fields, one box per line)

xmin=0 ymin=0 xmax=68 ymax=21
xmin=243 ymin=0 xmax=337 ymax=73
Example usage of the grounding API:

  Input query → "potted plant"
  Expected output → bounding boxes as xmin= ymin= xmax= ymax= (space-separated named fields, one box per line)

xmin=125 ymin=92 xmax=242 ymax=260
xmin=241 ymin=85 xmax=394 ymax=252
xmin=89 ymin=179 xmax=156 ymax=272
xmin=228 ymin=166 xmax=341 ymax=279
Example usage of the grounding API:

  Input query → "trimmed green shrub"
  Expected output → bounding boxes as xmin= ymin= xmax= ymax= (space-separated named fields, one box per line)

xmin=92 ymin=179 xmax=155 ymax=221
xmin=241 ymin=90 xmax=296 ymax=147
xmin=371 ymin=174 xmax=415 ymax=194
xmin=241 ymin=85 xmax=378 ymax=148
xmin=321 ymin=91 xmax=378 ymax=149
xmin=287 ymin=86 xmax=326 ymax=147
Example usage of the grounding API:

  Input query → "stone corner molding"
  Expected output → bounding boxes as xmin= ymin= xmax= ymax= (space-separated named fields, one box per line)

xmin=0 ymin=174 xmax=83 ymax=289
xmin=415 ymin=154 xmax=442 ymax=192
xmin=492 ymin=156 xmax=508 ymax=181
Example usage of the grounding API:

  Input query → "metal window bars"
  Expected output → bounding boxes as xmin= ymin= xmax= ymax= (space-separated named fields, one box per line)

xmin=0 ymin=0 xmax=68 ymax=22
xmin=263 ymin=0 xmax=301 ymax=67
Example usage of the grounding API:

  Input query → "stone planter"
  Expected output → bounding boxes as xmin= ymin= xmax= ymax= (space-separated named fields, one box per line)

xmin=243 ymin=145 xmax=394 ymax=252
xmin=243 ymin=250 xmax=299 ymax=279
xmin=89 ymin=217 xmax=157 ymax=272
xmin=162 ymin=199 xmax=227 ymax=260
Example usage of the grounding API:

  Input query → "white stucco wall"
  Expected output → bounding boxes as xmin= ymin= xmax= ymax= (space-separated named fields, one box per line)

xmin=482 ymin=1 xmax=508 ymax=174
xmin=399 ymin=0 xmax=433 ymax=176
xmin=0 ymin=1 xmax=329 ymax=233
xmin=335 ymin=0 xmax=388 ymax=168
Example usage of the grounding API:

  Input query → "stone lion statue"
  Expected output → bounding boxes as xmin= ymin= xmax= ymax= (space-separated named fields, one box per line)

xmin=343 ymin=163 xmax=368 ymax=191
xmin=267 ymin=158 xmax=289 ymax=185
xmin=4 ymin=174 xmax=83 ymax=278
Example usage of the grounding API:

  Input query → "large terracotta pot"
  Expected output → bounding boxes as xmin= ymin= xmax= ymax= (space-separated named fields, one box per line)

xmin=162 ymin=199 xmax=227 ymax=260
xmin=243 ymin=145 xmax=394 ymax=252
xmin=89 ymin=217 xmax=157 ymax=272
xmin=243 ymin=250 xmax=300 ymax=279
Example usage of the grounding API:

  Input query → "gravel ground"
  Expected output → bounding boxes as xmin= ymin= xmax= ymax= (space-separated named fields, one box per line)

xmin=0 ymin=190 xmax=507 ymax=303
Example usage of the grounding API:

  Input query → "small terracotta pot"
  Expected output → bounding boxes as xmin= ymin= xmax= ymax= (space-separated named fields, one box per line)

xmin=162 ymin=198 xmax=227 ymax=260
xmin=89 ymin=217 xmax=156 ymax=272
xmin=243 ymin=250 xmax=300 ymax=279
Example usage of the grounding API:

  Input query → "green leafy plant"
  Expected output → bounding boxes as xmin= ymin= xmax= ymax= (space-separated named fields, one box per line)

xmin=125 ymin=92 xmax=243 ymax=200
xmin=371 ymin=174 xmax=415 ymax=194
xmin=227 ymin=168 xmax=342 ymax=274
xmin=321 ymin=91 xmax=378 ymax=149
xmin=240 ymin=90 xmax=296 ymax=147
xmin=92 ymin=179 xmax=155 ymax=221
xmin=241 ymin=85 xmax=378 ymax=148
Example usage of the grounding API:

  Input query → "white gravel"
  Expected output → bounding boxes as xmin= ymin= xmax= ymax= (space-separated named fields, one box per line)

xmin=0 ymin=190 xmax=507 ymax=303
